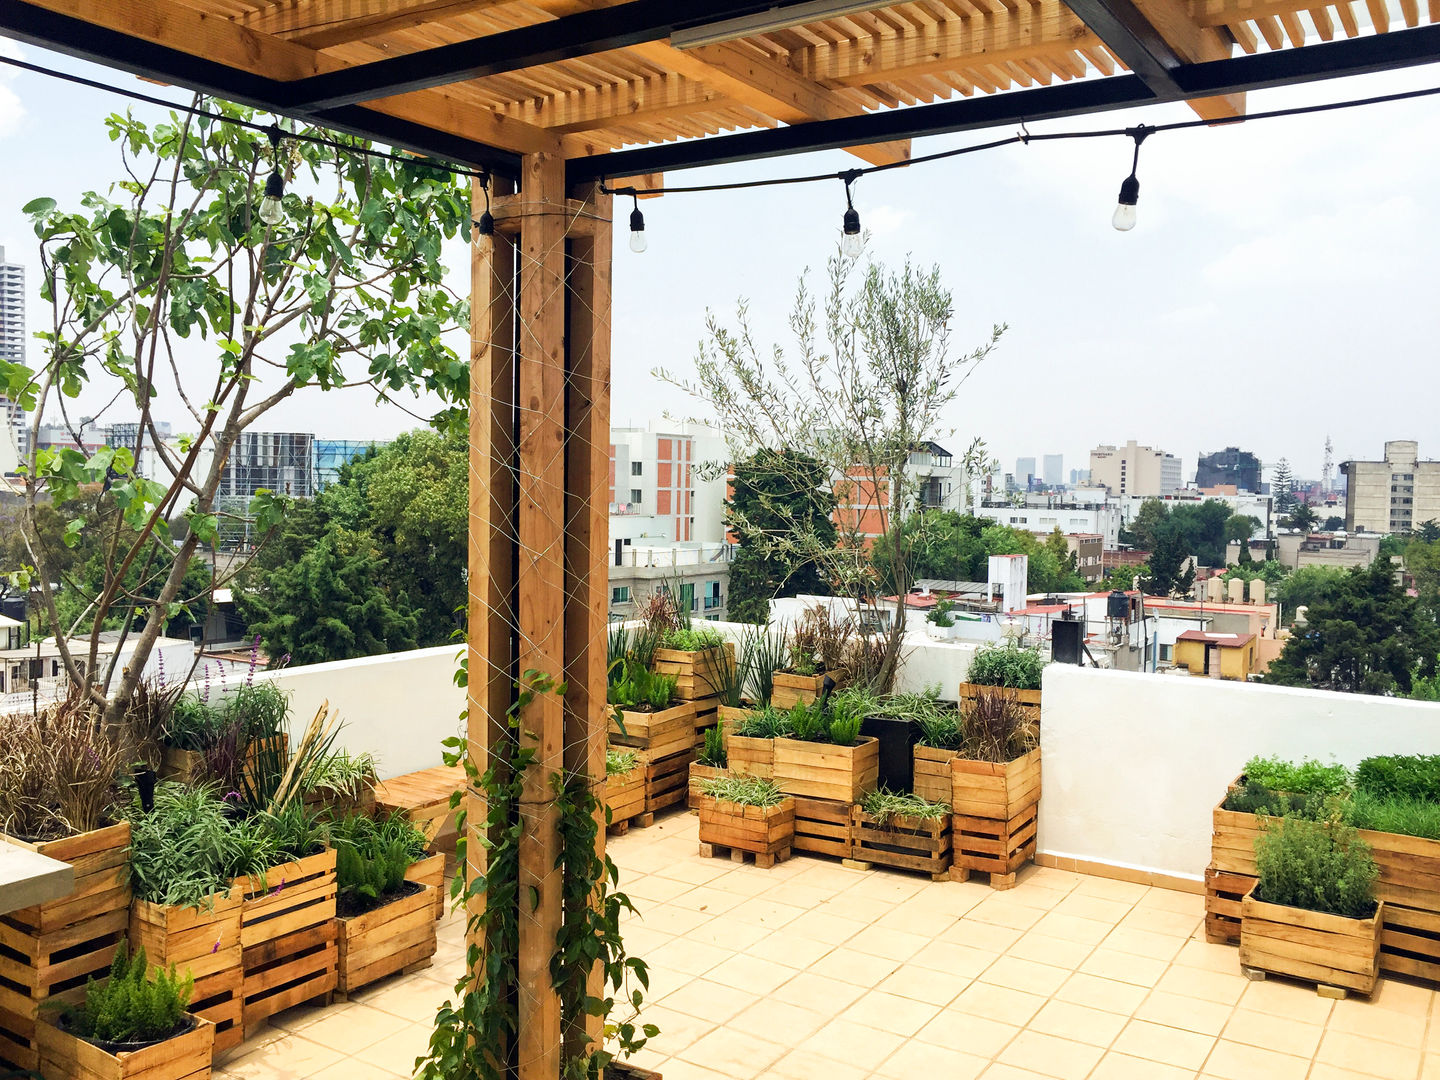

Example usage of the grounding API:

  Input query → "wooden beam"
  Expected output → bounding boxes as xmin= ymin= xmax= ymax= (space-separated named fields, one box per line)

xmin=21 ymin=0 xmax=560 ymax=156
xmin=1127 ymin=0 xmax=1246 ymax=118
xmin=499 ymin=75 xmax=721 ymax=134
xmin=240 ymin=0 xmax=506 ymax=49
xmin=513 ymin=150 xmax=567 ymax=1080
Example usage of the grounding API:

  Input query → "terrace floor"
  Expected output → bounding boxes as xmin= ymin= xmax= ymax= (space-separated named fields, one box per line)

xmin=217 ymin=812 xmax=1440 ymax=1080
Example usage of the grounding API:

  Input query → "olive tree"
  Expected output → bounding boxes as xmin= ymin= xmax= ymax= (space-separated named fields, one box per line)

xmin=2 ymin=101 xmax=470 ymax=725
xmin=659 ymin=248 xmax=1002 ymax=689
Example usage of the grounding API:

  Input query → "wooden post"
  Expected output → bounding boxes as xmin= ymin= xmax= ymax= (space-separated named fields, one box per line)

xmin=466 ymin=158 xmax=613 ymax=1078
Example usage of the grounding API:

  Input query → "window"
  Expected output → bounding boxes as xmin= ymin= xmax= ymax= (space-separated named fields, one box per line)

xmin=704 ymin=580 xmax=722 ymax=610
xmin=1160 ymin=644 xmax=1173 ymax=663
xmin=629 ymin=488 xmax=642 ymax=503
xmin=611 ymin=586 xmax=630 ymax=604
xmin=679 ymin=583 xmax=696 ymax=612
xmin=630 ymin=461 xmax=642 ymax=476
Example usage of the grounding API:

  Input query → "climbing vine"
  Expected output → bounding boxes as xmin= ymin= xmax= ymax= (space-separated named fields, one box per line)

xmin=416 ymin=662 xmax=655 ymax=1080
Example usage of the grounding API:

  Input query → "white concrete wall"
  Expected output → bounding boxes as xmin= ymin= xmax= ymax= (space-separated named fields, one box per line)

xmin=1039 ymin=664 xmax=1440 ymax=882
xmin=254 ymin=645 xmax=466 ymax=780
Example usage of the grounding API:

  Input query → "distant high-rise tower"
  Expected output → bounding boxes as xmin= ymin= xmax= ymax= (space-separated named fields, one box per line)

xmin=0 ymin=248 xmax=27 ymax=461
xmin=1042 ymin=454 xmax=1063 ymax=486
xmin=1015 ymin=457 xmax=1036 ymax=488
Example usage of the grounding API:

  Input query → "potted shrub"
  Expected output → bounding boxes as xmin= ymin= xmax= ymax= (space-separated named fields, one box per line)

xmin=696 ymin=776 xmax=795 ymax=868
xmin=724 ymin=704 xmax=792 ymax=780
xmin=851 ymin=787 xmax=952 ymax=880
xmin=652 ymin=626 xmax=734 ymax=702
xmin=772 ymin=607 xmax=851 ymax=708
xmin=39 ymin=943 xmax=215 ymax=1080
xmin=332 ymin=811 xmax=438 ymax=995
xmin=607 ymin=660 xmax=695 ymax=763
xmin=926 ymin=600 xmax=958 ymax=641
xmin=959 ymin=642 xmax=1045 ymax=724
xmin=0 ymin=704 xmax=132 ymax=1071
xmin=604 ymin=749 xmax=646 ymax=831
xmin=1240 ymin=813 xmax=1383 ymax=996
xmin=772 ymin=696 xmax=879 ymax=803
xmin=689 ymin=726 xmax=728 ymax=809
xmin=302 ymin=750 xmax=379 ymax=819
xmin=950 ymin=686 xmax=1040 ymax=890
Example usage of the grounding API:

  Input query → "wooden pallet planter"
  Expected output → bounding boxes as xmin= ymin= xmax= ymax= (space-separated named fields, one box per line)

xmin=241 ymin=735 xmax=290 ymax=790
xmin=1361 ymin=828 xmax=1440 ymax=985
xmin=160 ymin=747 xmax=206 ymax=784
xmin=604 ymin=767 xmax=648 ymax=833
xmin=792 ymin=796 xmax=853 ymax=860
xmin=691 ymin=694 xmax=723 ymax=752
xmin=302 ymin=784 xmax=377 ymax=820
xmin=652 ymin=644 xmax=734 ymax=701
xmin=37 ymin=1014 xmax=215 ymax=1080
xmin=688 ymin=762 xmax=727 ymax=810
xmin=1378 ymin=904 xmax=1440 ymax=983
xmin=1212 ymin=779 xmax=1262 ymax=876
xmin=772 ymin=669 xmax=844 ymax=709
xmin=1205 ymin=865 xmax=1256 ymax=946
xmin=715 ymin=705 xmax=755 ymax=729
xmin=951 ymin=748 xmax=1040 ymax=820
xmin=957 ymin=682 xmax=1042 ymax=725
xmin=1239 ymin=888 xmax=1383 ymax=997
xmin=130 ymin=894 xmax=243 ymax=1056
xmin=773 ymin=736 xmax=879 ymax=803
xmin=609 ymin=700 xmax=695 ymax=763
xmin=336 ymin=883 xmax=438 ymax=997
xmin=697 ymin=798 xmax=794 ymax=869
xmin=949 ymin=749 xmax=1039 ymax=889
xmin=644 ymin=748 xmax=695 ymax=817
xmin=725 ymin=734 xmax=773 ymax=780
xmin=373 ymin=765 xmax=467 ymax=853
xmin=233 ymin=849 xmax=337 ymax=1030
xmin=0 ymin=823 xmax=131 ymax=1071
xmin=912 ymin=746 xmax=959 ymax=804
xmin=405 ymin=853 xmax=448 ymax=922
xmin=849 ymin=809 xmax=951 ymax=880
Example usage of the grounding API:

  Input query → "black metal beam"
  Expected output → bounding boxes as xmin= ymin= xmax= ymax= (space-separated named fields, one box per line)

xmin=1059 ymin=0 xmax=1186 ymax=97
xmin=0 ymin=0 xmax=522 ymax=175
xmin=276 ymin=0 xmax=841 ymax=112
xmin=568 ymin=24 xmax=1440 ymax=182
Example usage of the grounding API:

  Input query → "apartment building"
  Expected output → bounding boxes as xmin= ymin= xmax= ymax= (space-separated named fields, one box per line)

xmin=975 ymin=501 xmax=1123 ymax=547
xmin=1342 ymin=440 xmax=1440 ymax=534
xmin=1196 ymin=447 xmax=1261 ymax=493
xmin=609 ymin=422 xmax=727 ymax=544
xmin=1089 ymin=440 xmax=1182 ymax=497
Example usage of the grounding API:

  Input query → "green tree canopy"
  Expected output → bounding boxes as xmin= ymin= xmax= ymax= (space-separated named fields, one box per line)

xmin=1265 ymin=561 xmax=1440 ymax=695
xmin=872 ymin=512 xmax=1085 ymax=595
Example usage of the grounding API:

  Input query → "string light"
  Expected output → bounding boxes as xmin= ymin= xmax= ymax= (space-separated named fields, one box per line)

xmin=258 ymin=125 xmax=286 ymax=227
xmin=840 ymin=171 xmax=863 ymax=257
xmin=628 ymin=194 xmax=647 ymax=253
xmin=1112 ymin=126 xmax=1151 ymax=232
xmin=477 ymin=176 xmax=495 ymax=237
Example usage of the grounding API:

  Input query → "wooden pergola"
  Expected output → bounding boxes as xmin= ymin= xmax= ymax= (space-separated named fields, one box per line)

xmin=3 ymin=1 xmax=1438 ymax=1076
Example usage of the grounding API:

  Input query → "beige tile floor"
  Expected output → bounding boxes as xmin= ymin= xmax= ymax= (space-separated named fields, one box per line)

xmin=218 ymin=811 xmax=1440 ymax=1080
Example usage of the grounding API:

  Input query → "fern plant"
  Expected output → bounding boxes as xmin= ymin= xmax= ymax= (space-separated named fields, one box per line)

xmin=698 ymin=726 xmax=727 ymax=768
xmin=63 ymin=942 xmax=193 ymax=1046
xmin=330 ymin=811 xmax=429 ymax=915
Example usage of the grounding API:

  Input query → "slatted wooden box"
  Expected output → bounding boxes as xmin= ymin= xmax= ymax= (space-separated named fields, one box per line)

xmin=644 ymin=748 xmax=695 ymax=817
xmin=1205 ymin=865 xmax=1256 ymax=946
xmin=0 ymin=823 xmax=131 ymax=1071
xmin=1240 ymin=888 xmax=1383 ymax=996
xmin=957 ymin=683 xmax=1042 ymax=726
xmin=698 ymin=798 xmax=794 ymax=867
xmin=1212 ymin=778 xmax=1261 ymax=876
xmin=773 ymin=736 xmax=879 ymax=803
xmin=652 ymin=644 xmax=734 ymax=701
xmin=130 ymin=893 xmax=243 ymax=1055
xmin=691 ymin=694 xmax=723 ymax=752
xmin=949 ymin=748 xmax=1040 ymax=889
xmin=950 ymin=748 xmax=1040 ymax=820
xmin=912 ymin=746 xmax=959 ymax=804
xmin=404 ymin=853 xmax=448 ymax=922
xmin=792 ymin=796 xmax=853 ymax=860
xmin=336 ymin=883 xmax=438 ymax=996
xmin=604 ymin=768 xmax=647 ymax=832
xmin=609 ymin=700 xmax=696 ymax=763
xmin=772 ymin=670 xmax=843 ymax=709
xmin=688 ymin=762 xmax=727 ymax=810
xmin=37 ymin=1014 xmax=215 ymax=1080
xmin=725 ymin=734 xmax=773 ymax=780
xmin=233 ymin=849 xmax=337 ymax=1031
xmin=850 ymin=809 xmax=951 ymax=880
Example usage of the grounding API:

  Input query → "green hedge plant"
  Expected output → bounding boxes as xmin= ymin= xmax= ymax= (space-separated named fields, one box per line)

xmin=1254 ymin=813 xmax=1378 ymax=919
xmin=966 ymin=643 xmax=1044 ymax=691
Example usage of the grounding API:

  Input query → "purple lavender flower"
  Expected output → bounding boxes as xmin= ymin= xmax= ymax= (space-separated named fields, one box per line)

xmin=223 ymin=790 xmax=241 ymax=803
xmin=269 ymin=877 xmax=286 ymax=897
xmin=202 ymin=663 xmax=211 ymax=703
xmin=211 ymin=938 xmax=220 ymax=954
xmin=156 ymin=650 xmax=166 ymax=689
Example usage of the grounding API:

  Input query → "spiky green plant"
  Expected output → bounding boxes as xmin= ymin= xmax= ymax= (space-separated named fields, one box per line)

xmin=698 ymin=776 xmax=785 ymax=808
xmin=63 ymin=941 xmax=193 ymax=1046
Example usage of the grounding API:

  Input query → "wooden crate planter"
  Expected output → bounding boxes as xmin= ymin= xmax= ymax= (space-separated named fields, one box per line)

xmin=1362 ymin=828 xmax=1440 ymax=984
xmin=772 ymin=670 xmax=843 ymax=709
xmin=160 ymin=747 xmax=206 ymax=783
xmin=608 ymin=700 xmax=695 ymax=763
xmin=336 ymin=884 xmax=438 ymax=996
xmin=405 ymin=853 xmax=448 ymax=922
xmin=1212 ymin=779 xmax=1261 ymax=876
xmin=373 ymin=765 xmax=466 ymax=853
xmin=0 ymin=823 xmax=131 ymax=1070
xmin=1239 ymin=888 xmax=1384 ymax=997
xmin=233 ymin=849 xmax=337 ymax=1030
xmin=1379 ymin=904 xmax=1440 ymax=983
xmin=604 ymin=768 xmax=647 ymax=833
xmin=949 ymin=749 xmax=1040 ymax=889
xmin=644 ymin=748 xmax=694 ymax=817
xmin=653 ymin=644 xmax=734 ymax=701
xmin=37 ymin=1015 xmax=215 ymax=1080
xmin=1205 ymin=865 xmax=1256 ymax=946
xmin=849 ymin=809 xmax=951 ymax=880
xmin=302 ymin=784 xmax=377 ymax=820
xmin=129 ymin=894 xmax=243 ymax=1056
xmin=697 ymin=798 xmax=795 ymax=868
xmin=715 ymin=705 xmax=755 ymax=728
xmin=912 ymin=746 xmax=958 ymax=804
xmin=691 ymin=694 xmax=723 ymax=752
xmin=792 ymin=797 xmax=853 ymax=860
xmin=725 ymin=734 xmax=773 ymax=780
xmin=772 ymin=736 xmax=879 ymax=803
xmin=688 ymin=762 xmax=727 ymax=810
xmin=957 ymin=682 xmax=1042 ymax=725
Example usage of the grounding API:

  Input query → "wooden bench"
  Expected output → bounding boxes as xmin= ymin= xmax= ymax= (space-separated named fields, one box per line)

xmin=373 ymin=765 xmax=466 ymax=853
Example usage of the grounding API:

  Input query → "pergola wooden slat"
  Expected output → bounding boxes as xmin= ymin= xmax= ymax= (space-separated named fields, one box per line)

xmin=4 ymin=3 xmax=1440 ymax=1078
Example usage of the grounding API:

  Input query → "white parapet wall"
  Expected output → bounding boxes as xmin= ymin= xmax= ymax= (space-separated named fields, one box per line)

xmin=1039 ymin=664 xmax=1440 ymax=883
xmin=257 ymin=645 xmax=466 ymax=780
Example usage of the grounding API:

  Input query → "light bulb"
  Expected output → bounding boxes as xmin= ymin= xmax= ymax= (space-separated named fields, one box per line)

xmin=259 ymin=171 xmax=284 ymax=227
xmin=841 ymin=206 xmax=863 ymax=257
xmin=477 ymin=210 xmax=494 ymax=237
xmin=1112 ymin=173 xmax=1139 ymax=232
xmin=629 ymin=206 xmax=647 ymax=253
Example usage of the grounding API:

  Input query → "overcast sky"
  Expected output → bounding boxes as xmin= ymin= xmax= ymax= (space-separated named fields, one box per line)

xmin=2 ymin=40 xmax=1437 ymax=483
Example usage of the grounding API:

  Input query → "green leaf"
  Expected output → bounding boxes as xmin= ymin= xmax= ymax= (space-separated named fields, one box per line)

xmin=22 ymin=197 xmax=56 ymax=216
